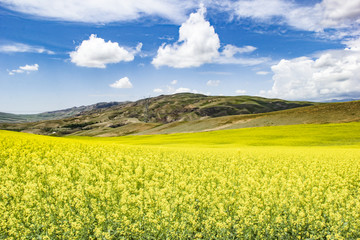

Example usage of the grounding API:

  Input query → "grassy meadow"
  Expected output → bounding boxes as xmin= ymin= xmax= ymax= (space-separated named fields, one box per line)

xmin=1 ymin=122 xmax=360 ymax=239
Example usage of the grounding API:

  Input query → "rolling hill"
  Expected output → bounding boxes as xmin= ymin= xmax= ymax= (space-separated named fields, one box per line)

xmin=0 ymin=93 xmax=318 ymax=136
xmin=0 ymin=102 xmax=126 ymax=123
xmin=3 ymin=93 xmax=359 ymax=137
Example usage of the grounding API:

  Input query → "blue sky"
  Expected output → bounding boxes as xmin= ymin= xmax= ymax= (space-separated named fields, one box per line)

xmin=0 ymin=0 xmax=359 ymax=113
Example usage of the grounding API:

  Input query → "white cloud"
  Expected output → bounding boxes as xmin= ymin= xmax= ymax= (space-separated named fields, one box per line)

xmin=206 ymin=80 xmax=220 ymax=87
xmin=152 ymin=5 xmax=267 ymax=68
xmin=174 ymin=87 xmax=191 ymax=93
xmin=343 ymin=38 xmax=360 ymax=50
xmin=236 ymin=89 xmax=247 ymax=94
xmin=2 ymin=0 xmax=359 ymax=37
xmin=322 ymin=0 xmax=360 ymax=27
xmin=221 ymin=44 xmax=256 ymax=58
xmin=152 ymin=5 xmax=220 ymax=68
xmin=70 ymin=34 xmax=141 ymax=68
xmin=0 ymin=0 xmax=197 ymax=24
xmin=135 ymin=42 xmax=143 ymax=53
xmin=153 ymin=85 xmax=198 ymax=95
xmin=226 ymin=0 xmax=360 ymax=34
xmin=227 ymin=0 xmax=323 ymax=31
xmin=153 ymin=88 xmax=164 ymax=93
xmin=262 ymin=40 xmax=360 ymax=100
xmin=215 ymin=44 xmax=268 ymax=65
xmin=8 ymin=63 xmax=39 ymax=75
xmin=256 ymin=71 xmax=270 ymax=75
xmin=229 ymin=0 xmax=290 ymax=20
xmin=0 ymin=43 xmax=54 ymax=54
xmin=153 ymin=81 xmax=183 ymax=94
xmin=154 ymin=86 xmax=174 ymax=94
xmin=110 ymin=77 xmax=133 ymax=89
xmin=20 ymin=64 xmax=39 ymax=71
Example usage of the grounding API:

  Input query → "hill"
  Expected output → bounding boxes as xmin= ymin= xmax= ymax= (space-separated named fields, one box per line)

xmin=136 ymin=100 xmax=360 ymax=136
xmin=3 ymin=94 xmax=360 ymax=137
xmin=66 ymin=99 xmax=359 ymax=137
xmin=0 ymin=93 xmax=316 ymax=136
xmin=0 ymin=102 xmax=125 ymax=123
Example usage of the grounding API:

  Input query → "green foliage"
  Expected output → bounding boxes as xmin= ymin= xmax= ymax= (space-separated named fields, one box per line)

xmin=87 ymin=122 xmax=360 ymax=148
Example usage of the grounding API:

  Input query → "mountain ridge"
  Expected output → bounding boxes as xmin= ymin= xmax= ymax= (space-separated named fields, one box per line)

xmin=2 ymin=93 xmax=358 ymax=137
xmin=0 ymin=101 xmax=127 ymax=123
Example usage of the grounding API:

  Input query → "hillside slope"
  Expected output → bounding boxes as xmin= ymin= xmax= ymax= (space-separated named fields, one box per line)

xmin=66 ymin=100 xmax=360 ymax=137
xmin=0 ymin=93 xmax=316 ymax=136
xmin=0 ymin=102 xmax=125 ymax=123
xmin=136 ymin=100 xmax=360 ymax=136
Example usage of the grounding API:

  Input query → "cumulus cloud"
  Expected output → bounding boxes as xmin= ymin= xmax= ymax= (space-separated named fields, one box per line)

xmin=226 ymin=0 xmax=360 ymax=34
xmin=0 ymin=43 xmax=54 ymax=54
xmin=0 ymin=0 xmax=197 ymax=24
xmin=152 ymin=5 xmax=267 ymax=68
xmin=8 ymin=63 xmax=39 ymax=75
xmin=109 ymin=77 xmax=133 ymax=89
xmin=152 ymin=5 xmax=220 ymax=68
xmin=207 ymin=80 xmax=220 ymax=87
xmin=171 ymin=80 xmax=178 ymax=85
xmin=262 ymin=40 xmax=360 ymax=100
xmin=322 ymin=0 xmax=360 ymax=27
xmin=70 ymin=34 xmax=141 ymax=68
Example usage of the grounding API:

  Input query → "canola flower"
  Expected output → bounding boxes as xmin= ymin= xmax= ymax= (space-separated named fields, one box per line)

xmin=1 ymin=128 xmax=360 ymax=239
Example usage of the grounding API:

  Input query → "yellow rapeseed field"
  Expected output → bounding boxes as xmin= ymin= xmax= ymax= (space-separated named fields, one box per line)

xmin=1 ymin=123 xmax=360 ymax=239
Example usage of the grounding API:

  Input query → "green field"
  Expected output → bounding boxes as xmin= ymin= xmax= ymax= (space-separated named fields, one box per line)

xmin=70 ymin=122 xmax=360 ymax=147
xmin=1 ymin=122 xmax=360 ymax=239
